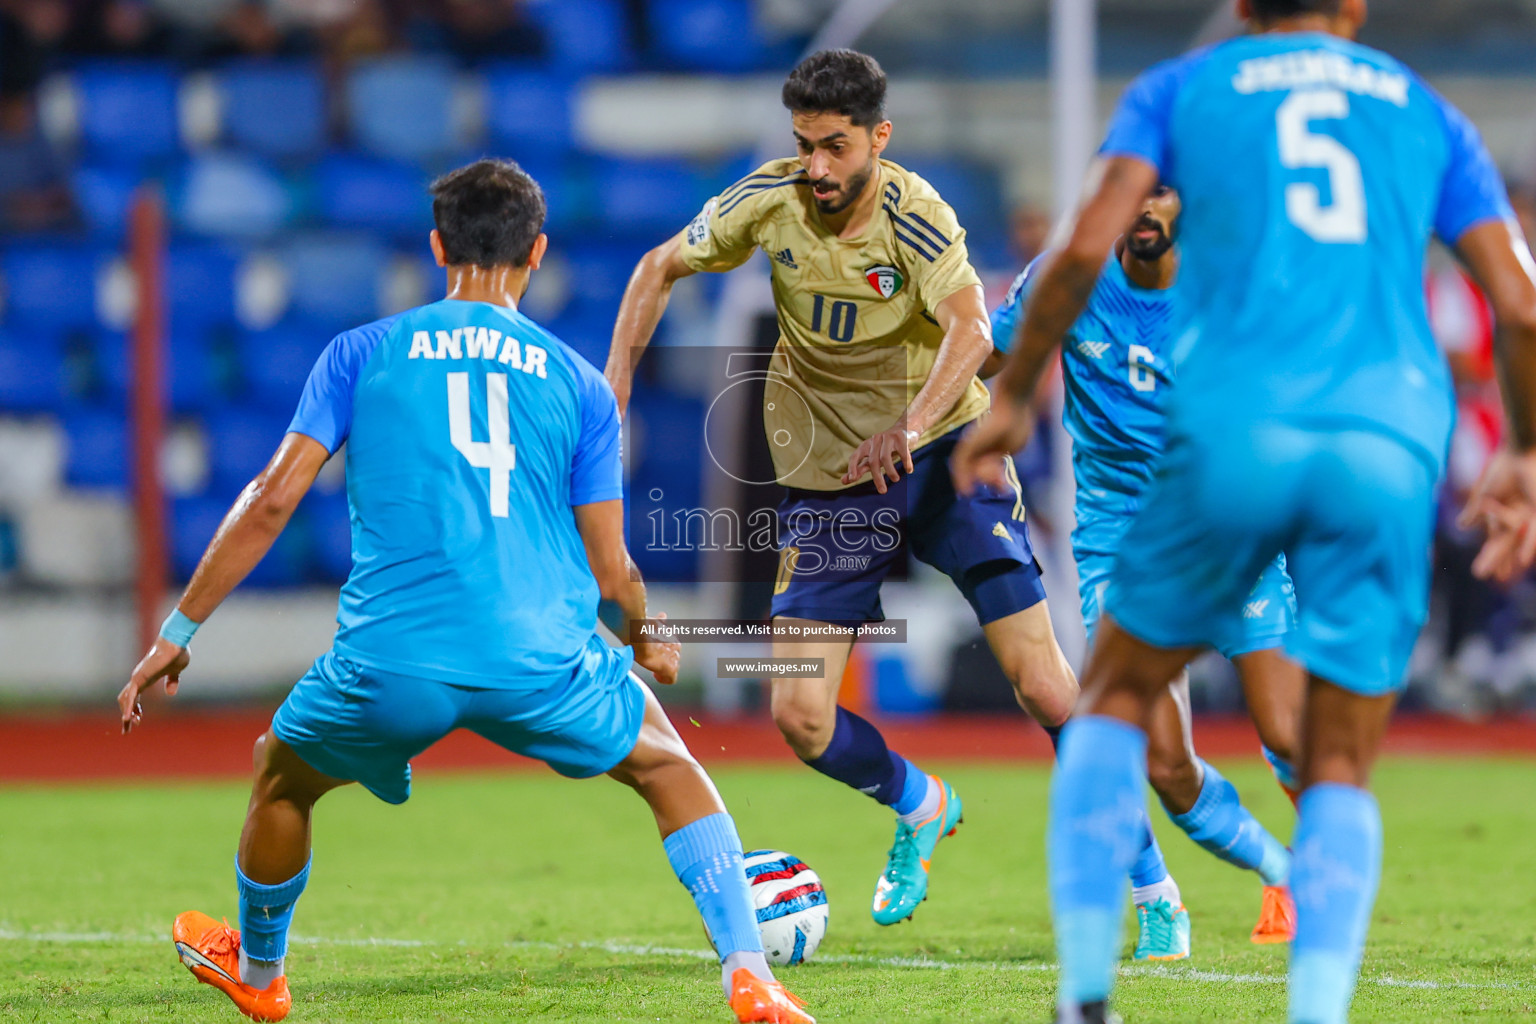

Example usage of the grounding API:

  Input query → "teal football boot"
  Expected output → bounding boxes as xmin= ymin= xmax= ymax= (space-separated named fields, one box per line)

xmin=1133 ymin=896 xmax=1191 ymax=960
xmin=870 ymin=776 xmax=962 ymax=926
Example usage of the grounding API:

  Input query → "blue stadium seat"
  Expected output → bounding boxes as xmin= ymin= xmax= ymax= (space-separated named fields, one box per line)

xmin=175 ymin=152 xmax=293 ymax=238
xmin=279 ymin=234 xmax=386 ymax=329
xmin=483 ymin=66 xmax=574 ymax=155
xmin=168 ymin=241 xmax=241 ymax=332
xmin=625 ymin=394 xmax=704 ymax=581
xmin=648 ymin=0 xmax=765 ymax=72
xmin=201 ymin=406 xmax=291 ymax=495
xmin=897 ymin=158 xmax=1005 ymax=240
xmin=559 ymin=240 xmax=650 ymax=312
xmin=314 ymin=153 xmax=434 ymax=237
xmin=527 ymin=0 xmax=630 ymax=72
xmin=307 ymin=491 xmax=353 ymax=583
xmin=514 ymin=155 xmax=583 ymax=231
xmin=71 ymin=165 xmax=141 ymax=236
xmin=0 ymin=330 xmax=68 ymax=413
xmin=74 ymin=63 xmax=181 ymax=164
xmin=91 ymin=327 xmax=222 ymax=414
xmin=592 ymin=158 xmax=704 ymax=235
xmin=235 ymin=321 xmax=328 ymax=412
xmin=1 ymin=244 xmax=102 ymax=332
xmin=544 ymin=306 xmax=618 ymax=369
xmin=346 ymin=57 xmax=458 ymax=164
xmin=61 ymin=408 xmax=129 ymax=490
xmin=172 ymin=494 xmax=307 ymax=586
xmin=221 ymin=60 xmax=327 ymax=158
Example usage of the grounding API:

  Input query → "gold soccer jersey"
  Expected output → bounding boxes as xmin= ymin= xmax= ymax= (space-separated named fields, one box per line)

xmin=678 ymin=158 xmax=990 ymax=491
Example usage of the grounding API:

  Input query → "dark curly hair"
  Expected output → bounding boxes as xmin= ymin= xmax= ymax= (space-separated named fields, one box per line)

xmin=781 ymin=49 xmax=887 ymax=128
xmin=429 ymin=159 xmax=546 ymax=269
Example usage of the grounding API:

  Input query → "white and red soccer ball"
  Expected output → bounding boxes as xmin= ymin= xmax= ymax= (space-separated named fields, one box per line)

xmin=741 ymin=850 xmax=829 ymax=965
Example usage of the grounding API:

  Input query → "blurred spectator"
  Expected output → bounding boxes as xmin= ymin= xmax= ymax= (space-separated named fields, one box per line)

xmin=1009 ymin=202 xmax=1050 ymax=268
xmin=398 ymin=0 xmax=544 ymax=61
xmin=0 ymin=89 xmax=76 ymax=233
xmin=0 ymin=0 xmax=71 ymax=95
xmin=66 ymin=0 xmax=173 ymax=57
xmin=206 ymin=2 xmax=309 ymax=58
xmin=274 ymin=0 xmax=396 ymax=67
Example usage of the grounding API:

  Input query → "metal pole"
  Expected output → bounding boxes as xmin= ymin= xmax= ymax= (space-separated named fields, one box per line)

xmin=1051 ymin=0 xmax=1098 ymax=220
xmin=129 ymin=187 xmax=168 ymax=654
xmin=1046 ymin=0 xmax=1099 ymax=667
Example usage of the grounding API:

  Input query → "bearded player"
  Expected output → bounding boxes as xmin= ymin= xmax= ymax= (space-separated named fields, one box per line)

xmin=605 ymin=49 xmax=1079 ymax=927
xmin=954 ymin=0 xmax=1536 ymax=1020
xmin=990 ymin=185 xmax=1302 ymax=957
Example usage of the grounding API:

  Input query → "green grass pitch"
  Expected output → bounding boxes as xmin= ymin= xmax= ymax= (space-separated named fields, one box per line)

xmin=3 ymin=758 xmax=1533 ymax=1022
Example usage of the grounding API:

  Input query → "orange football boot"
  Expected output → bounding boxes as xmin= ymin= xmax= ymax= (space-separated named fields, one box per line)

xmin=172 ymin=910 xmax=291 ymax=1021
xmin=728 ymin=967 xmax=816 ymax=1024
xmin=1250 ymin=885 xmax=1297 ymax=944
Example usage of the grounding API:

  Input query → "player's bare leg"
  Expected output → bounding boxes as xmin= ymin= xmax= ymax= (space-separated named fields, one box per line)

xmin=1236 ymin=648 xmax=1305 ymax=801
xmin=1288 ymin=677 xmax=1396 ymax=1024
xmin=770 ymin=619 xmax=962 ymax=926
xmin=982 ymin=600 xmax=1080 ymax=730
xmin=766 ymin=627 xmax=856 ymax=762
xmin=609 ymin=685 xmax=730 ymax=835
xmin=610 ymin=687 xmax=813 ymax=1023
xmin=174 ymin=731 xmax=350 ymax=1022
xmin=238 ymin=731 xmax=351 ymax=883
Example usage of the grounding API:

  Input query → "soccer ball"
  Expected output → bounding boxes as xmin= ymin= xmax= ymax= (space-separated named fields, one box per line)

xmin=743 ymin=849 xmax=828 ymax=965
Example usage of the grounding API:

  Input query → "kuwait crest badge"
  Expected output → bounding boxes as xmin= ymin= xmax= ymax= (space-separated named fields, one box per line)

xmin=864 ymin=265 xmax=903 ymax=299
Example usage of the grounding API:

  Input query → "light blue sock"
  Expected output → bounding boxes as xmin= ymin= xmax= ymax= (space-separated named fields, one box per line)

xmin=663 ymin=812 xmax=764 ymax=961
xmin=1264 ymin=745 xmax=1299 ymax=793
xmin=1170 ymin=759 xmax=1291 ymax=886
xmin=891 ymin=756 xmax=929 ymax=816
xmin=235 ymin=856 xmax=310 ymax=963
xmin=1050 ymin=716 xmax=1147 ymax=1007
xmin=1288 ymin=784 xmax=1382 ymax=1024
xmin=1130 ymin=816 xmax=1170 ymax=888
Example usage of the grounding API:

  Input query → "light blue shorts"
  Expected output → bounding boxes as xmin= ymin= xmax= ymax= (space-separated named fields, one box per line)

xmin=1075 ymin=496 xmax=1294 ymax=661
xmin=272 ymin=641 xmax=646 ymax=804
xmin=1104 ymin=422 xmax=1437 ymax=697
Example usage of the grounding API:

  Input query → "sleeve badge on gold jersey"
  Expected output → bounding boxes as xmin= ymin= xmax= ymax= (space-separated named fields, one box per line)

xmin=864 ymin=265 xmax=904 ymax=298
xmin=685 ymin=197 xmax=717 ymax=246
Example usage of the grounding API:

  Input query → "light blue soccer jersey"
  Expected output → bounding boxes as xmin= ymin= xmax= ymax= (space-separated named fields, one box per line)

xmin=992 ymin=251 xmax=1293 ymax=657
xmin=1099 ymin=32 xmax=1512 ymax=470
xmin=993 ymin=252 xmax=1176 ymax=496
xmin=288 ymin=298 xmax=628 ymax=690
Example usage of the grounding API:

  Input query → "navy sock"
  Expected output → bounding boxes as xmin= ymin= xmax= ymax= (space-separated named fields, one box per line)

xmin=236 ymin=856 xmax=310 ymax=963
xmin=804 ymin=706 xmax=910 ymax=806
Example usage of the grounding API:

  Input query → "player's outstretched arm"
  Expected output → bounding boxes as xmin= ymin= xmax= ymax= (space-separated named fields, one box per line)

xmin=952 ymin=156 xmax=1157 ymax=494
xmin=604 ymin=232 xmax=697 ymax=416
xmin=575 ymin=499 xmax=681 ymax=685
xmin=842 ymin=284 xmax=992 ymax=493
xmin=1453 ymin=219 xmax=1536 ymax=580
xmin=118 ymin=432 xmax=330 ymax=732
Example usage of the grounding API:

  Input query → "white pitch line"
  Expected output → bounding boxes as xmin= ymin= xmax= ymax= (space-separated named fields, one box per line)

xmin=0 ymin=928 xmax=1522 ymax=993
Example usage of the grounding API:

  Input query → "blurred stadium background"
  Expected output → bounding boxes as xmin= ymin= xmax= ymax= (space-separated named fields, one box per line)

xmin=2 ymin=0 xmax=1536 ymax=729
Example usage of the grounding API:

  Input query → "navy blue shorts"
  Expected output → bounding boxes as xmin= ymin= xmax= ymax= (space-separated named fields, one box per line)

xmin=770 ymin=426 xmax=1046 ymax=626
